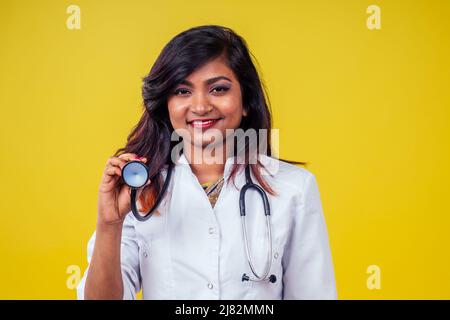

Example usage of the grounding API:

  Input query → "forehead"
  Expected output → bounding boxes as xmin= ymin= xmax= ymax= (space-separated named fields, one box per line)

xmin=185 ymin=56 xmax=236 ymax=82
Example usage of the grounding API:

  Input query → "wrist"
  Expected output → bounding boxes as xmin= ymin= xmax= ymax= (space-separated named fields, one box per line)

xmin=96 ymin=219 xmax=124 ymax=232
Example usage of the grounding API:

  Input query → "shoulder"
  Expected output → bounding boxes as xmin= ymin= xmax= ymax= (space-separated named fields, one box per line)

xmin=258 ymin=154 xmax=316 ymax=196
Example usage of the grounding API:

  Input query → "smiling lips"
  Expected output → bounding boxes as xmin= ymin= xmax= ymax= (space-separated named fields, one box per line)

xmin=187 ymin=118 xmax=222 ymax=129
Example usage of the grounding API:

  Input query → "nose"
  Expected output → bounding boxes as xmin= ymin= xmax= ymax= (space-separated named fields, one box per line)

xmin=190 ymin=92 xmax=213 ymax=115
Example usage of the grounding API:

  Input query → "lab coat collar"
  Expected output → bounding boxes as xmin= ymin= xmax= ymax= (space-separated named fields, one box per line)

xmin=175 ymin=152 xmax=237 ymax=179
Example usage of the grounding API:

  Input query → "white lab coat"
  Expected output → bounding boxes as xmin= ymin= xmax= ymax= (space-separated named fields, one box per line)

xmin=77 ymin=153 xmax=337 ymax=300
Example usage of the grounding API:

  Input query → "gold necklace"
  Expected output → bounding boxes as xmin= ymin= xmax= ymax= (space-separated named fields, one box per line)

xmin=203 ymin=176 xmax=225 ymax=208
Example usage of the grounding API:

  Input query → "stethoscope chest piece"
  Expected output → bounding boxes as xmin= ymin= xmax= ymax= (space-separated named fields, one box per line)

xmin=122 ymin=160 xmax=149 ymax=188
xmin=121 ymin=160 xmax=174 ymax=222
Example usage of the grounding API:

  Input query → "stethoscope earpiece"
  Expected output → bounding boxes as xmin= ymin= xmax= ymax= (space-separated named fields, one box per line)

xmin=241 ymin=273 xmax=277 ymax=283
xmin=269 ymin=274 xmax=277 ymax=283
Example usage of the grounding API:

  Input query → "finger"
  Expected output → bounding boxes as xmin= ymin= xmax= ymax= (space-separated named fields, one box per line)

xmin=102 ymin=167 xmax=121 ymax=184
xmin=118 ymin=153 xmax=148 ymax=162
xmin=103 ymin=172 xmax=119 ymax=184
xmin=118 ymin=153 xmax=137 ymax=160
xmin=106 ymin=157 xmax=127 ymax=170
xmin=104 ymin=166 xmax=121 ymax=177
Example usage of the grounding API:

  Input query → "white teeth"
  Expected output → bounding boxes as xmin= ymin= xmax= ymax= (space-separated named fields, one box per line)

xmin=191 ymin=120 xmax=215 ymax=125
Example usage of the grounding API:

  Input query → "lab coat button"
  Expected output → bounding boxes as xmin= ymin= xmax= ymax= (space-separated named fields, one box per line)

xmin=274 ymin=252 xmax=279 ymax=259
xmin=143 ymin=252 xmax=148 ymax=258
xmin=208 ymin=227 xmax=215 ymax=234
xmin=207 ymin=283 xmax=214 ymax=289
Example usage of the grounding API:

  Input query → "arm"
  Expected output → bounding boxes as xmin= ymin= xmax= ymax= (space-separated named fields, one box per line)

xmin=77 ymin=213 xmax=141 ymax=300
xmin=281 ymin=172 xmax=337 ymax=299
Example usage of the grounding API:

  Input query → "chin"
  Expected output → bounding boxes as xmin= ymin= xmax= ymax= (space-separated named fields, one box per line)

xmin=191 ymin=138 xmax=223 ymax=150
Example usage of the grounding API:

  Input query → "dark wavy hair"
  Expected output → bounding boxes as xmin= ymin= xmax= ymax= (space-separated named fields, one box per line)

xmin=114 ymin=25 xmax=307 ymax=214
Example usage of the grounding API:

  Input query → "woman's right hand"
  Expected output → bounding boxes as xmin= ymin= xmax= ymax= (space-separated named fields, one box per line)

xmin=97 ymin=153 xmax=149 ymax=225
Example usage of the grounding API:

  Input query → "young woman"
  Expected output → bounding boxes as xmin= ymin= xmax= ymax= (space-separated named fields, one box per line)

xmin=77 ymin=25 xmax=337 ymax=300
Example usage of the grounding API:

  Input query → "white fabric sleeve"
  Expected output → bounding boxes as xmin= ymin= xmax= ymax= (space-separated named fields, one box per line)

xmin=281 ymin=172 xmax=338 ymax=300
xmin=76 ymin=213 xmax=141 ymax=300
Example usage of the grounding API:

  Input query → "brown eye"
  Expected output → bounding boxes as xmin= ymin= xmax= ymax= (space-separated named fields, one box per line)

xmin=211 ymin=86 xmax=230 ymax=94
xmin=174 ymin=88 xmax=190 ymax=95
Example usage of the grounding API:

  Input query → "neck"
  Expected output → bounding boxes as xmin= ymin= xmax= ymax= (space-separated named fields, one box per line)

xmin=183 ymin=142 xmax=231 ymax=185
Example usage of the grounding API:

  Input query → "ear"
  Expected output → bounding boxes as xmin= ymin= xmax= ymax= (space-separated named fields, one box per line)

xmin=242 ymin=108 xmax=248 ymax=117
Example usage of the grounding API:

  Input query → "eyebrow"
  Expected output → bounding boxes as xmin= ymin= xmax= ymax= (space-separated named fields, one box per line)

xmin=179 ymin=76 xmax=232 ymax=87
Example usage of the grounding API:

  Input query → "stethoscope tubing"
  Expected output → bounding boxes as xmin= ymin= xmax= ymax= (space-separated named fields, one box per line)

xmin=123 ymin=160 xmax=276 ymax=283
xmin=240 ymin=165 xmax=276 ymax=283
xmin=127 ymin=161 xmax=174 ymax=222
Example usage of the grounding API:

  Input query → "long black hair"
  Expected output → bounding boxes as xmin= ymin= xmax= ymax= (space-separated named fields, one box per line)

xmin=114 ymin=25 xmax=306 ymax=213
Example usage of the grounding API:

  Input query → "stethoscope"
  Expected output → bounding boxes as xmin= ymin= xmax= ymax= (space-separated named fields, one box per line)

xmin=121 ymin=159 xmax=277 ymax=284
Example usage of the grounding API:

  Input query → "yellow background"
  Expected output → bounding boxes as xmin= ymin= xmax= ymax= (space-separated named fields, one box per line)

xmin=0 ymin=0 xmax=449 ymax=299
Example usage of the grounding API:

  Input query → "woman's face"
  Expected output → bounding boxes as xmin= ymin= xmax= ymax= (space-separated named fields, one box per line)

xmin=167 ymin=55 xmax=247 ymax=152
